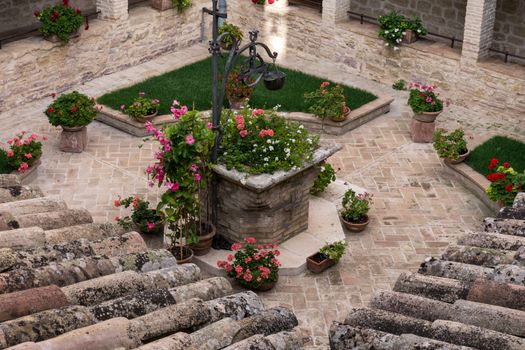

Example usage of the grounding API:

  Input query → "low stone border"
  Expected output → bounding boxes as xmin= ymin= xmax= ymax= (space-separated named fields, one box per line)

xmin=96 ymin=94 xmax=393 ymax=137
xmin=95 ymin=106 xmax=179 ymax=137
xmin=280 ymin=94 xmax=394 ymax=135
xmin=443 ymin=161 xmax=501 ymax=214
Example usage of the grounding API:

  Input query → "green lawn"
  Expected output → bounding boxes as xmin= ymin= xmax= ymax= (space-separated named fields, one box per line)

xmin=466 ymin=136 xmax=525 ymax=176
xmin=97 ymin=57 xmax=377 ymax=114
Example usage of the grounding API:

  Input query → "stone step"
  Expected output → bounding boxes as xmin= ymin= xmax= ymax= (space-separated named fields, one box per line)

xmin=0 ymin=209 xmax=93 ymax=231
xmin=369 ymin=290 xmax=525 ymax=337
xmin=44 ymin=223 xmax=126 ymax=246
xmin=0 ymin=231 xmax=148 ymax=272
xmin=0 ymin=285 xmax=68 ymax=322
xmin=0 ymin=186 xmax=43 ymax=204
xmin=393 ymin=272 xmax=469 ymax=303
xmin=343 ymin=307 xmax=433 ymax=338
xmin=242 ymin=329 xmax=304 ymax=350
xmin=0 ymin=197 xmax=67 ymax=217
xmin=418 ymin=257 xmax=494 ymax=283
xmin=0 ymin=175 xmax=20 ymax=188
xmin=0 ymin=278 xmax=232 ymax=348
xmin=458 ymin=231 xmax=525 ymax=250
xmin=483 ymin=217 xmax=525 ymax=237
xmin=441 ymin=245 xmax=517 ymax=268
xmin=497 ymin=207 xmax=525 ymax=220
xmin=467 ymin=279 xmax=525 ymax=311
xmin=61 ymin=264 xmax=200 ymax=306
xmin=0 ymin=248 xmax=177 ymax=294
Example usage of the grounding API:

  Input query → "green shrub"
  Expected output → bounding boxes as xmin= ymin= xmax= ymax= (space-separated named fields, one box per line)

xmin=219 ymin=22 xmax=243 ymax=50
xmin=311 ymin=163 xmax=336 ymax=195
xmin=45 ymin=91 xmax=98 ymax=127
xmin=122 ymin=93 xmax=160 ymax=119
xmin=172 ymin=0 xmax=191 ymax=11
xmin=433 ymin=128 xmax=468 ymax=161
xmin=319 ymin=240 xmax=348 ymax=263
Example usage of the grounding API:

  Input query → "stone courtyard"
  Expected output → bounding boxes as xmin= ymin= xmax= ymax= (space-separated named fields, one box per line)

xmin=1 ymin=0 xmax=525 ymax=349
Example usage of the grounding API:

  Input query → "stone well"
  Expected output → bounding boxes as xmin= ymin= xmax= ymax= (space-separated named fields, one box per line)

xmin=212 ymin=144 xmax=341 ymax=244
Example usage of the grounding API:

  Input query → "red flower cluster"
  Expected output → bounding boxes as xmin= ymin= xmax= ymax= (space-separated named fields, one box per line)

xmin=487 ymin=172 xmax=505 ymax=182
xmin=488 ymin=158 xmax=498 ymax=170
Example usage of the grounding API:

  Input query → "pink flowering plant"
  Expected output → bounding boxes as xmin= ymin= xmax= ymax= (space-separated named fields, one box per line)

xmin=1 ymin=132 xmax=45 ymax=174
xmin=341 ymin=189 xmax=373 ymax=223
xmin=408 ymin=82 xmax=448 ymax=114
xmin=114 ymin=195 xmax=163 ymax=235
xmin=220 ymin=107 xmax=319 ymax=174
xmin=145 ymin=104 xmax=214 ymax=253
xmin=217 ymin=237 xmax=281 ymax=289
xmin=304 ymin=81 xmax=348 ymax=121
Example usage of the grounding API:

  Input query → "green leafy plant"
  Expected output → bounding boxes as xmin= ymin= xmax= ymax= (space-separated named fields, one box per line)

xmin=224 ymin=69 xmax=254 ymax=102
xmin=311 ymin=163 xmax=336 ymax=195
xmin=219 ymin=22 xmax=243 ymax=50
xmin=2 ymin=132 xmax=45 ymax=173
xmin=220 ymin=107 xmax=319 ymax=174
xmin=146 ymin=105 xmax=215 ymax=256
xmin=392 ymin=79 xmax=407 ymax=90
xmin=0 ymin=150 xmax=11 ymax=174
xmin=114 ymin=195 xmax=163 ymax=234
xmin=341 ymin=189 xmax=372 ymax=223
xmin=319 ymin=240 xmax=348 ymax=263
xmin=216 ymin=237 xmax=281 ymax=290
xmin=35 ymin=0 xmax=83 ymax=43
xmin=304 ymin=81 xmax=348 ymax=121
xmin=433 ymin=128 xmax=468 ymax=161
xmin=378 ymin=11 xmax=427 ymax=49
xmin=408 ymin=82 xmax=446 ymax=114
xmin=45 ymin=91 xmax=98 ymax=127
xmin=121 ymin=92 xmax=160 ymax=119
xmin=171 ymin=0 xmax=191 ymax=11
xmin=486 ymin=159 xmax=525 ymax=206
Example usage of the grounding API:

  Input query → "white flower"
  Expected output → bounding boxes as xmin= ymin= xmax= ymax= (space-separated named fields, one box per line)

xmin=402 ymin=31 xmax=406 ymax=36
xmin=267 ymin=139 xmax=272 ymax=144
xmin=291 ymin=139 xmax=296 ymax=143
xmin=385 ymin=43 xmax=389 ymax=47
xmin=269 ymin=146 xmax=274 ymax=151
xmin=396 ymin=39 xmax=401 ymax=43
xmin=299 ymin=125 xmax=304 ymax=129
xmin=297 ymin=130 xmax=301 ymax=134
xmin=263 ymin=157 xmax=269 ymax=162
xmin=307 ymin=138 xmax=312 ymax=144
xmin=384 ymin=30 xmax=389 ymax=34
xmin=394 ymin=28 xmax=399 ymax=32
xmin=394 ymin=46 xmax=399 ymax=51
xmin=275 ymin=157 xmax=279 ymax=161
xmin=224 ymin=152 xmax=227 ymax=155
xmin=275 ymin=140 xmax=280 ymax=144
xmin=284 ymin=148 xmax=290 ymax=153
xmin=320 ymin=166 xmax=325 ymax=172
xmin=417 ymin=29 xmax=421 ymax=33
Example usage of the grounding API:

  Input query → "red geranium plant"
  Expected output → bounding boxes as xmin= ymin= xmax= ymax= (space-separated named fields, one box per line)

xmin=35 ymin=0 xmax=84 ymax=43
xmin=217 ymin=237 xmax=281 ymax=290
xmin=486 ymin=158 xmax=525 ymax=206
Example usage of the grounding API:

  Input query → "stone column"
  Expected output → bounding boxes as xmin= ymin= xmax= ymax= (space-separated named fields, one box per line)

xmin=322 ymin=0 xmax=350 ymax=26
xmin=461 ymin=0 xmax=497 ymax=63
xmin=96 ymin=0 xmax=128 ymax=21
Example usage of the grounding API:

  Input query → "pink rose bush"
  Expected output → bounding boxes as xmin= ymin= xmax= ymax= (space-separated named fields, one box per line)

xmin=221 ymin=107 xmax=319 ymax=174
xmin=217 ymin=236 xmax=281 ymax=290
xmin=1 ymin=132 xmax=45 ymax=174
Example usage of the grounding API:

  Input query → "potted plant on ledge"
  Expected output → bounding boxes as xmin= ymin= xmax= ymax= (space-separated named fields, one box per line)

xmin=35 ymin=0 xmax=84 ymax=44
xmin=433 ymin=128 xmax=469 ymax=164
xmin=45 ymin=91 xmax=98 ymax=153
xmin=219 ymin=22 xmax=243 ymax=50
xmin=378 ymin=11 xmax=427 ymax=49
xmin=1 ymin=132 xmax=46 ymax=182
xmin=217 ymin=237 xmax=281 ymax=291
xmin=340 ymin=189 xmax=373 ymax=232
xmin=305 ymin=82 xmax=350 ymax=123
xmin=121 ymin=92 xmax=160 ymax=123
xmin=151 ymin=0 xmax=191 ymax=11
xmin=114 ymin=195 xmax=164 ymax=249
xmin=306 ymin=240 xmax=348 ymax=274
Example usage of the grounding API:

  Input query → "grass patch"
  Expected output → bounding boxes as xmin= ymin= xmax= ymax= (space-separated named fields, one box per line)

xmin=0 ymin=149 xmax=14 ymax=174
xmin=97 ymin=57 xmax=377 ymax=115
xmin=466 ymin=136 xmax=525 ymax=176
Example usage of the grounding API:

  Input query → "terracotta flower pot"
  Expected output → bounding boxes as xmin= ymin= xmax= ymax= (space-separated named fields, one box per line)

xmin=245 ymin=275 xmax=279 ymax=292
xmin=228 ymin=97 xmax=247 ymax=110
xmin=60 ymin=125 xmax=88 ymax=153
xmin=306 ymin=252 xmax=335 ymax=274
xmin=340 ymin=215 xmax=370 ymax=232
xmin=445 ymin=149 xmax=470 ymax=165
xmin=189 ymin=222 xmax=217 ymax=256
xmin=134 ymin=111 xmax=158 ymax=123
xmin=170 ymin=246 xmax=194 ymax=264
xmin=402 ymin=29 xmax=418 ymax=44
xmin=151 ymin=0 xmax=173 ymax=11
xmin=413 ymin=110 xmax=442 ymax=123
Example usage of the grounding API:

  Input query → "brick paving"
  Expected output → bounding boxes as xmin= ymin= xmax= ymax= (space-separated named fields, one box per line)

xmin=1 ymin=44 xmax=523 ymax=349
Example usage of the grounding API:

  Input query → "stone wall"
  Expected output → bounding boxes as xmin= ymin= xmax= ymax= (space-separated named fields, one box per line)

xmin=0 ymin=0 xmax=209 ymax=112
xmin=0 ymin=0 xmax=96 ymax=34
xmin=229 ymin=2 xmax=525 ymax=126
xmin=348 ymin=0 xmax=468 ymax=40
xmin=491 ymin=0 xmax=525 ymax=59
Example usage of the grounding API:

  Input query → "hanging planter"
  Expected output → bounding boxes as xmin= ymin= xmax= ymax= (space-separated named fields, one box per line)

xmin=263 ymin=70 xmax=286 ymax=91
